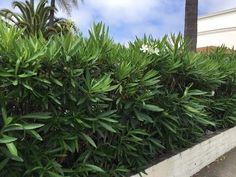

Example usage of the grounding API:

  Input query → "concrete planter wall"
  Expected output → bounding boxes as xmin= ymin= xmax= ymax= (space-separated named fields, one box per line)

xmin=131 ymin=126 xmax=236 ymax=177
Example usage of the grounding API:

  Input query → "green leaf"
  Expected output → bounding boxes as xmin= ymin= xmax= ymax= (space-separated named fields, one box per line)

xmin=195 ymin=117 xmax=215 ymax=126
xmin=21 ymin=112 xmax=52 ymax=120
xmin=161 ymin=121 xmax=177 ymax=134
xmin=97 ymin=110 xmax=116 ymax=118
xmin=149 ymin=138 xmax=165 ymax=149
xmin=80 ymin=133 xmax=97 ymax=148
xmin=99 ymin=122 xmax=116 ymax=133
xmin=99 ymin=117 xmax=118 ymax=123
xmin=5 ymin=117 xmax=13 ymax=126
xmin=51 ymin=78 xmax=63 ymax=87
xmin=83 ymin=164 xmax=105 ymax=173
xmin=2 ymin=124 xmax=24 ymax=132
xmin=1 ymin=106 xmax=8 ymax=125
xmin=49 ymin=95 xmax=62 ymax=105
xmin=0 ymin=136 xmax=17 ymax=144
xmin=134 ymin=110 xmax=154 ymax=123
xmin=0 ymin=147 xmax=23 ymax=162
xmin=27 ymin=50 xmax=45 ymax=63
xmin=35 ymin=78 xmax=51 ymax=84
xmin=6 ymin=142 xmax=18 ymax=156
xmin=128 ymin=130 xmax=149 ymax=136
xmin=29 ymin=130 xmax=43 ymax=141
xmin=0 ymin=158 xmax=9 ymax=171
xmin=48 ymin=171 xmax=64 ymax=177
xmin=22 ymin=83 xmax=34 ymax=91
xmin=18 ymin=72 xmax=37 ymax=78
xmin=0 ymin=72 xmax=14 ymax=77
xmin=142 ymin=104 xmax=164 ymax=112
xmin=22 ymin=124 xmax=44 ymax=130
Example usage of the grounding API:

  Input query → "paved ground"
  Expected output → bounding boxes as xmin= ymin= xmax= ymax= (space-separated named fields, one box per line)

xmin=193 ymin=148 xmax=236 ymax=177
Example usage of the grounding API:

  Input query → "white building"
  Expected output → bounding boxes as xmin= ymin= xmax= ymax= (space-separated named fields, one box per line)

xmin=197 ymin=8 xmax=236 ymax=48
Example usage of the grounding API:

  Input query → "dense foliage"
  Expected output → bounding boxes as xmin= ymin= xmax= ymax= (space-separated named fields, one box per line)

xmin=0 ymin=21 xmax=236 ymax=177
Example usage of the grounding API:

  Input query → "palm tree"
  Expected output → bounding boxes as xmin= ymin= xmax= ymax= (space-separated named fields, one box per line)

xmin=184 ymin=0 xmax=198 ymax=51
xmin=0 ymin=0 xmax=51 ymax=36
xmin=49 ymin=0 xmax=81 ymax=27
xmin=0 ymin=0 xmax=75 ymax=37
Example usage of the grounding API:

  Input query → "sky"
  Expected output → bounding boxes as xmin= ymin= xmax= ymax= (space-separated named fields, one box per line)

xmin=1 ymin=0 xmax=236 ymax=43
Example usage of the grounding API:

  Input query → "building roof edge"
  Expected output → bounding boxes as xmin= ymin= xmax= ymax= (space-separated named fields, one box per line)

xmin=199 ymin=7 xmax=236 ymax=20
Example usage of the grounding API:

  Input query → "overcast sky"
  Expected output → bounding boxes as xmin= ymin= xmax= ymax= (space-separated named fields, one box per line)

xmin=1 ymin=0 xmax=236 ymax=43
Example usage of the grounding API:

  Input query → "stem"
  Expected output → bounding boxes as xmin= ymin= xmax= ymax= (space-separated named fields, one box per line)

xmin=49 ymin=0 xmax=56 ymax=27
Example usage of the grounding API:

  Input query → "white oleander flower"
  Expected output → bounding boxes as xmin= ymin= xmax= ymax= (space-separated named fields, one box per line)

xmin=147 ymin=47 xmax=154 ymax=54
xmin=140 ymin=44 xmax=149 ymax=53
xmin=154 ymin=48 xmax=160 ymax=55
xmin=140 ymin=43 xmax=159 ymax=55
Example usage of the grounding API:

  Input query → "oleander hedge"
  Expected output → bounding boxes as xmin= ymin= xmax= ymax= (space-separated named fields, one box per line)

xmin=0 ymin=21 xmax=236 ymax=177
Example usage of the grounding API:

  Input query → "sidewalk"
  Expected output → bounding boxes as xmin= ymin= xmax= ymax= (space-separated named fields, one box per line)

xmin=193 ymin=148 xmax=236 ymax=177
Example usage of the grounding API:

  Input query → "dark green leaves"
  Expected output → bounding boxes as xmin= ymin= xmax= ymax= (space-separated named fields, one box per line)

xmin=0 ymin=158 xmax=9 ymax=171
xmin=0 ymin=21 xmax=235 ymax=177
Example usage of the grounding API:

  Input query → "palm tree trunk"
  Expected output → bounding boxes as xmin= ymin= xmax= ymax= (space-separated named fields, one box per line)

xmin=49 ymin=0 xmax=55 ymax=27
xmin=184 ymin=0 xmax=198 ymax=51
xmin=30 ymin=0 xmax=34 ymax=10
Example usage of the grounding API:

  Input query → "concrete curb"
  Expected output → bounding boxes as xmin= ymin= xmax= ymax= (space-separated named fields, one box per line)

xmin=131 ymin=126 xmax=236 ymax=177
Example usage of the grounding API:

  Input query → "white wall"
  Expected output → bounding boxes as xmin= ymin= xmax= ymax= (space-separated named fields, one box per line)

xmin=198 ymin=29 xmax=236 ymax=48
xmin=197 ymin=8 xmax=236 ymax=48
